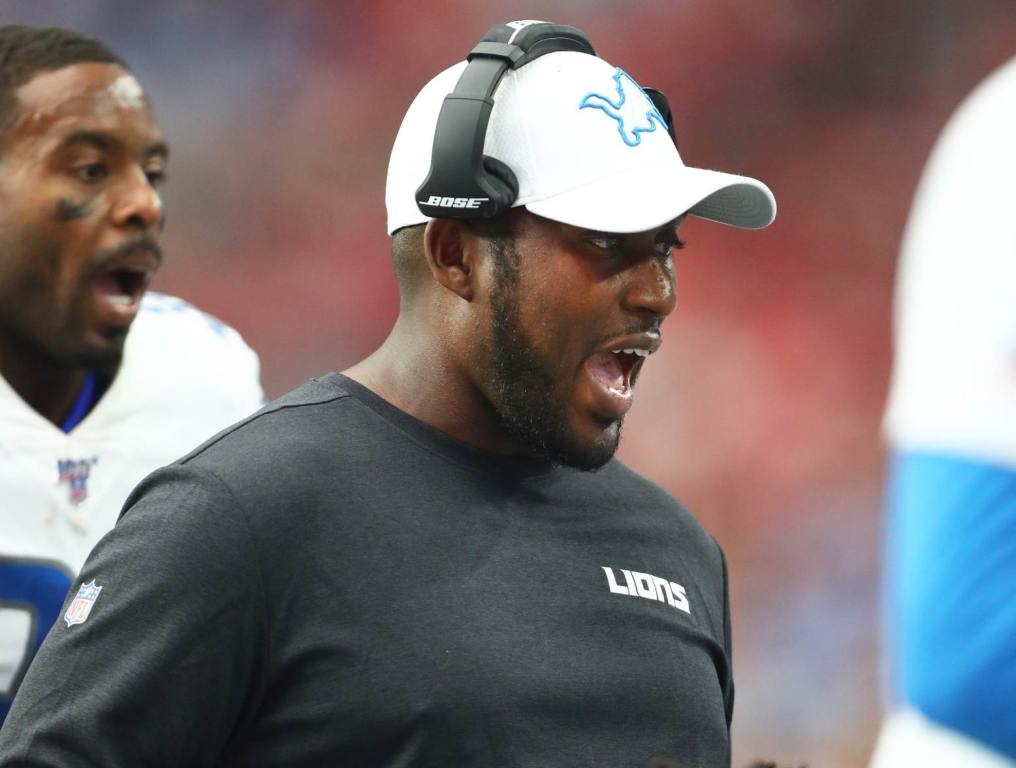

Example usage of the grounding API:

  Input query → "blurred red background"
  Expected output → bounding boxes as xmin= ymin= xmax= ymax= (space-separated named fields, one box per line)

xmin=6 ymin=2 xmax=1015 ymax=765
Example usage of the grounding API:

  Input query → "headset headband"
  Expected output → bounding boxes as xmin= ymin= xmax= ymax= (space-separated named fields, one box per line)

xmin=414 ymin=21 xmax=677 ymax=221
xmin=415 ymin=21 xmax=595 ymax=220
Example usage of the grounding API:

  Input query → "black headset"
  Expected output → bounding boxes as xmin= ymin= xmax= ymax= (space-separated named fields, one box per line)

xmin=415 ymin=20 xmax=677 ymax=221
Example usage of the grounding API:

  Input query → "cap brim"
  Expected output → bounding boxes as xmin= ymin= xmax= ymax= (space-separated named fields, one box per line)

xmin=524 ymin=160 xmax=776 ymax=234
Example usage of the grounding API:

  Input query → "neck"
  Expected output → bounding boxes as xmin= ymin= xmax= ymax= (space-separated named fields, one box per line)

xmin=0 ymin=337 xmax=100 ymax=426
xmin=343 ymin=313 xmax=524 ymax=456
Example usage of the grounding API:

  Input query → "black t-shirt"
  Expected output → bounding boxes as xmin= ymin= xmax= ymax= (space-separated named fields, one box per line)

xmin=0 ymin=374 xmax=734 ymax=768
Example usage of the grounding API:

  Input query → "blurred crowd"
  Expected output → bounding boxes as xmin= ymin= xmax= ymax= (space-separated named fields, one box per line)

xmin=5 ymin=1 xmax=1015 ymax=765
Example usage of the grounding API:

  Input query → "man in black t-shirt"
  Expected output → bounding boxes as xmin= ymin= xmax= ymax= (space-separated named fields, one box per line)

xmin=0 ymin=20 xmax=775 ymax=768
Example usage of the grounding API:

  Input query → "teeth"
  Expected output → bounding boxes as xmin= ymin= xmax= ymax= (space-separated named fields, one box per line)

xmin=109 ymin=294 xmax=133 ymax=306
xmin=612 ymin=348 xmax=650 ymax=358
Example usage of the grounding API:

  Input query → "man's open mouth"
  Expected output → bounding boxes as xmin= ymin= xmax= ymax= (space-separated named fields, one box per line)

xmin=93 ymin=265 xmax=151 ymax=306
xmin=88 ymin=247 xmax=159 ymax=327
xmin=587 ymin=347 xmax=649 ymax=397
xmin=581 ymin=333 xmax=661 ymax=419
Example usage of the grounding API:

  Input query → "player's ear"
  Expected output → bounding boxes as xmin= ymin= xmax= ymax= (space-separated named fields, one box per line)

xmin=423 ymin=218 xmax=477 ymax=302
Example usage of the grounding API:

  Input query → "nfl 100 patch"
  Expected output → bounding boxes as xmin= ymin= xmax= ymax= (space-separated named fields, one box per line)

xmin=64 ymin=580 xmax=103 ymax=627
xmin=56 ymin=456 xmax=98 ymax=505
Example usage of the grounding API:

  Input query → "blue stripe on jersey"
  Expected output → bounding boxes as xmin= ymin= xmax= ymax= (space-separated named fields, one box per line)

xmin=886 ymin=450 xmax=1016 ymax=759
xmin=59 ymin=370 xmax=99 ymax=433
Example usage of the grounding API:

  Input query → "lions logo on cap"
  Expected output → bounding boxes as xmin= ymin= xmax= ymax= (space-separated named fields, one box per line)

xmin=579 ymin=68 xmax=667 ymax=147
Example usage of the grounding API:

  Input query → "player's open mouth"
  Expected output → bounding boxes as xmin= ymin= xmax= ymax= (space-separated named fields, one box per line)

xmin=582 ymin=334 xmax=660 ymax=419
xmin=94 ymin=267 xmax=149 ymax=304
xmin=90 ymin=250 xmax=158 ymax=327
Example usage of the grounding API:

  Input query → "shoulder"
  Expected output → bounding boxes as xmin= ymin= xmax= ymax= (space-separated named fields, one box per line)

xmin=108 ymin=380 xmax=357 ymax=571
xmin=114 ymin=292 xmax=264 ymax=414
xmin=129 ymin=292 xmax=259 ymax=364
xmin=900 ymin=55 xmax=1016 ymax=264
xmin=600 ymin=459 xmax=701 ymax=519
xmin=115 ymin=375 xmax=382 ymax=540
xmin=172 ymin=374 xmax=373 ymax=484
xmin=595 ymin=460 xmax=723 ymax=562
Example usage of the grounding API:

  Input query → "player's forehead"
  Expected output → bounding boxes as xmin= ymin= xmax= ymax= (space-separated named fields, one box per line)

xmin=9 ymin=61 xmax=163 ymax=151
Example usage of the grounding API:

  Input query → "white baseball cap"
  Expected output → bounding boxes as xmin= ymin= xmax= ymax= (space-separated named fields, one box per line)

xmin=386 ymin=50 xmax=776 ymax=235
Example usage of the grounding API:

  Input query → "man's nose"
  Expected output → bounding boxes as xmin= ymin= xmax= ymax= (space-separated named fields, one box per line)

xmin=621 ymin=253 xmax=677 ymax=320
xmin=110 ymin=167 xmax=162 ymax=230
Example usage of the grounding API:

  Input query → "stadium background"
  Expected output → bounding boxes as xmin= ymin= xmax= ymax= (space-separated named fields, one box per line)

xmin=5 ymin=2 xmax=1015 ymax=765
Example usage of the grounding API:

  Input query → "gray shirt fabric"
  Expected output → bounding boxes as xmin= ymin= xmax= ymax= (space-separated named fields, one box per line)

xmin=0 ymin=373 xmax=734 ymax=767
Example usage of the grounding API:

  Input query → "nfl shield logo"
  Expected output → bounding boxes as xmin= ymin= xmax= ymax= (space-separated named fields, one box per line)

xmin=64 ymin=580 xmax=103 ymax=627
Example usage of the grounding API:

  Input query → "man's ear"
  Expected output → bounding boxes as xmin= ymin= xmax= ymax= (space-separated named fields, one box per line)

xmin=423 ymin=218 xmax=477 ymax=302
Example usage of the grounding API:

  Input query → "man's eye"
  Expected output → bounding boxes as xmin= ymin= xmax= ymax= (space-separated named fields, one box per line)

xmin=656 ymin=234 xmax=686 ymax=258
xmin=73 ymin=163 xmax=107 ymax=183
xmin=145 ymin=168 xmax=167 ymax=187
xmin=589 ymin=236 xmax=623 ymax=251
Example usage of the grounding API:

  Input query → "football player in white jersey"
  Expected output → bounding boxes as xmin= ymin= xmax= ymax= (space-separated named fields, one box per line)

xmin=0 ymin=25 xmax=264 ymax=724
xmin=869 ymin=55 xmax=1016 ymax=767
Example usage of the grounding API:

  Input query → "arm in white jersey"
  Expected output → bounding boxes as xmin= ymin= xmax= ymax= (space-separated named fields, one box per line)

xmin=872 ymin=55 xmax=1016 ymax=767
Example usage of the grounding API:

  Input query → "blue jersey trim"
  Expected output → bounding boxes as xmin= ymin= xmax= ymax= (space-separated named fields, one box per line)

xmin=59 ymin=371 xmax=99 ymax=433
xmin=885 ymin=450 xmax=1016 ymax=758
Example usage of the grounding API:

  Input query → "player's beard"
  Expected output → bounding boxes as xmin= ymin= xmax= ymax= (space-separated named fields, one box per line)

xmin=487 ymin=238 xmax=619 ymax=471
xmin=0 ymin=243 xmax=125 ymax=378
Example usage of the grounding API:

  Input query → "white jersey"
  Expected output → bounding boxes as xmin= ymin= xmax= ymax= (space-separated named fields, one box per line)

xmin=0 ymin=292 xmax=264 ymax=714
xmin=883 ymin=56 xmax=1016 ymax=469
xmin=872 ymin=56 xmax=1016 ymax=768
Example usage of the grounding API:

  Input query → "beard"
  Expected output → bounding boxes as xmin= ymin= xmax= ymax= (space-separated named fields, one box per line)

xmin=487 ymin=238 xmax=620 ymax=471
xmin=1 ymin=237 xmax=127 ymax=377
xmin=1 ymin=280 xmax=125 ymax=381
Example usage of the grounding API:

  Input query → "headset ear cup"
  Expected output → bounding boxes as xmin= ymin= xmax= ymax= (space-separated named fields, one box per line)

xmin=482 ymin=156 xmax=519 ymax=209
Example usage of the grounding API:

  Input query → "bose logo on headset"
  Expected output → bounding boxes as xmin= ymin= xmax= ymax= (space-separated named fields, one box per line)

xmin=425 ymin=195 xmax=489 ymax=209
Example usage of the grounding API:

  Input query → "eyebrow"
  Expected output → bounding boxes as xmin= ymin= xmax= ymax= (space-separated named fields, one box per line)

xmin=582 ymin=215 xmax=687 ymax=239
xmin=59 ymin=130 xmax=170 ymax=159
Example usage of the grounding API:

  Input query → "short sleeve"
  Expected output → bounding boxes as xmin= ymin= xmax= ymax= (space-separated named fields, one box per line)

xmin=0 ymin=465 xmax=268 ymax=767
